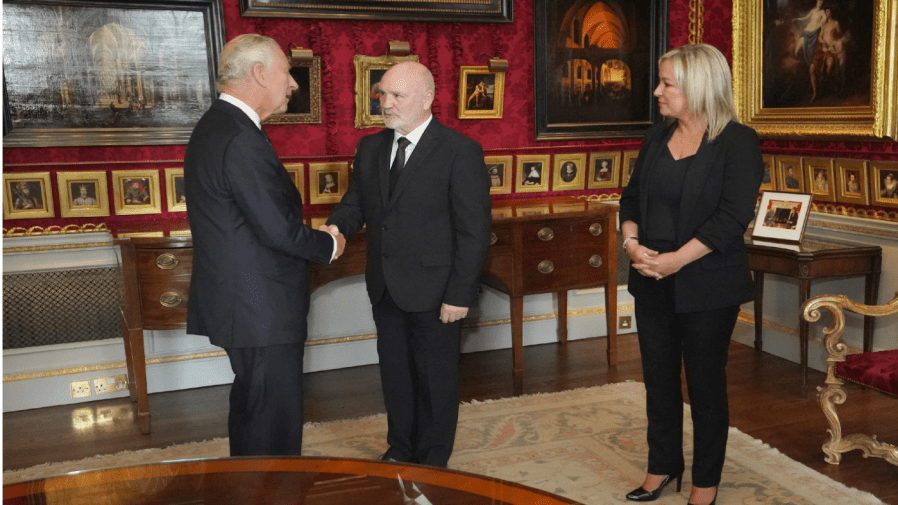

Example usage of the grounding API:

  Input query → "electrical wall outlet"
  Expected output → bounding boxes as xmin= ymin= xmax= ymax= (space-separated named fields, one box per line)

xmin=619 ymin=316 xmax=632 ymax=329
xmin=70 ymin=380 xmax=91 ymax=398
xmin=94 ymin=374 xmax=128 ymax=395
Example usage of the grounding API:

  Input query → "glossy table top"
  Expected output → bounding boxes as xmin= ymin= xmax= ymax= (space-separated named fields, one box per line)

xmin=3 ymin=456 xmax=584 ymax=505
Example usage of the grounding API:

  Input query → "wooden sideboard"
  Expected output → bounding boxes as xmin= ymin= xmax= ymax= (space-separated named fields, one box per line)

xmin=115 ymin=197 xmax=619 ymax=434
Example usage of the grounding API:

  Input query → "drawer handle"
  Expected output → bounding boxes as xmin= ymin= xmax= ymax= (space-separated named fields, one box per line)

xmin=490 ymin=232 xmax=498 ymax=246
xmin=589 ymin=223 xmax=602 ymax=236
xmin=537 ymin=227 xmax=554 ymax=241
xmin=159 ymin=291 xmax=183 ymax=308
xmin=589 ymin=255 xmax=603 ymax=268
xmin=156 ymin=253 xmax=179 ymax=270
xmin=537 ymin=260 xmax=554 ymax=274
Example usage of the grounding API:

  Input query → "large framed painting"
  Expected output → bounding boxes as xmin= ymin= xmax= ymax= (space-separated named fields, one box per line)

xmin=354 ymin=54 xmax=419 ymax=129
xmin=533 ymin=0 xmax=668 ymax=140
xmin=239 ymin=0 xmax=512 ymax=24
xmin=2 ymin=0 xmax=225 ymax=147
xmin=733 ymin=0 xmax=898 ymax=139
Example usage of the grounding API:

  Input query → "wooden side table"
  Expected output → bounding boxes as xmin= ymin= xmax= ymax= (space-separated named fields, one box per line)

xmin=744 ymin=236 xmax=882 ymax=386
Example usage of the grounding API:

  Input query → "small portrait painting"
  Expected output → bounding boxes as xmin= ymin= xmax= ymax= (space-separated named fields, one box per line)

xmin=522 ymin=163 xmax=542 ymax=186
xmin=553 ymin=153 xmax=586 ymax=191
xmin=559 ymin=161 xmax=578 ymax=182
xmin=515 ymin=155 xmax=551 ymax=193
xmin=465 ymin=73 xmax=495 ymax=111
xmin=593 ymin=159 xmax=612 ymax=182
xmin=870 ymin=161 xmax=898 ymax=208
xmin=458 ymin=66 xmax=506 ymax=119
xmin=4 ymin=173 xmax=55 ymax=219
xmin=319 ymin=172 xmax=339 ymax=195
xmin=308 ymin=162 xmax=349 ymax=204
xmin=122 ymin=178 xmax=151 ymax=205
xmin=620 ymin=150 xmax=639 ymax=188
xmin=812 ymin=169 xmax=829 ymax=192
xmin=10 ymin=180 xmax=44 ymax=210
xmin=173 ymin=176 xmax=186 ymax=204
xmin=760 ymin=154 xmax=776 ymax=191
xmin=802 ymin=157 xmax=834 ymax=202
xmin=587 ymin=152 xmax=620 ymax=189
xmin=112 ymin=170 xmax=161 ymax=215
xmin=881 ymin=171 xmax=898 ymax=200
xmin=488 ymin=164 xmax=504 ymax=187
xmin=165 ymin=168 xmax=187 ymax=213
xmin=70 ymin=182 xmax=98 ymax=207
xmin=776 ymin=156 xmax=804 ymax=193
xmin=844 ymin=170 xmax=862 ymax=194
xmin=484 ymin=155 xmax=512 ymax=195
xmin=834 ymin=159 xmax=869 ymax=206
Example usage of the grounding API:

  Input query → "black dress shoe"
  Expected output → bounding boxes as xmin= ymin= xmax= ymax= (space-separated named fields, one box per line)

xmin=379 ymin=451 xmax=416 ymax=463
xmin=625 ymin=473 xmax=683 ymax=502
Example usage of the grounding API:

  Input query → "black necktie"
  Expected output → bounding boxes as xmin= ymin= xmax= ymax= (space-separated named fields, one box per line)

xmin=389 ymin=137 xmax=411 ymax=196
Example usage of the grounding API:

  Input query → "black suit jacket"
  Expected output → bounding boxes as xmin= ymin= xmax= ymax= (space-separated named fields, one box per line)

xmin=327 ymin=118 xmax=492 ymax=312
xmin=184 ymin=99 xmax=334 ymax=348
xmin=619 ymin=120 xmax=763 ymax=313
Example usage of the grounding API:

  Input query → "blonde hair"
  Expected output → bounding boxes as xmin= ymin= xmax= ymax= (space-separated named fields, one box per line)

xmin=216 ymin=34 xmax=281 ymax=91
xmin=659 ymin=44 xmax=738 ymax=142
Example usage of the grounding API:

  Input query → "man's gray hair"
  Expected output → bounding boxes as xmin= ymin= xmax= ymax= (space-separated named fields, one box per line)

xmin=216 ymin=34 xmax=281 ymax=91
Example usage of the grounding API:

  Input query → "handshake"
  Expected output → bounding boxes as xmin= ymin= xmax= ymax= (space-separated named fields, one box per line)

xmin=319 ymin=224 xmax=346 ymax=261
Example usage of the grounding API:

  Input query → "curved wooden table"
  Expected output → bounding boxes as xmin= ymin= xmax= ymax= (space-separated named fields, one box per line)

xmin=3 ymin=457 xmax=584 ymax=505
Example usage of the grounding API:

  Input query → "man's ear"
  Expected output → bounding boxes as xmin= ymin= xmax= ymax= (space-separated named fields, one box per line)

xmin=423 ymin=89 xmax=435 ymax=111
xmin=251 ymin=62 xmax=267 ymax=87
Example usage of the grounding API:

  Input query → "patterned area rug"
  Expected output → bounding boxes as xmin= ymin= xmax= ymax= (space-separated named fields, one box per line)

xmin=3 ymin=381 xmax=884 ymax=504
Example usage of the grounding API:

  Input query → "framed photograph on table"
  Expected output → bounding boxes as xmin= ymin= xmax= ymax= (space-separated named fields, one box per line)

xmin=871 ymin=161 xmax=898 ymax=208
xmin=165 ymin=168 xmax=186 ymax=213
xmin=760 ymin=154 xmax=776 ymax=191
xmin=621 ymin=150 xmax=640 ymax=187
xmin=2 ymin=0 xmax=225 ymax=147
xmin=458 ymin=67 xmax=505 ymax=119
xmin=835 ymin=159 xmax=869 ymax=205
xmin=3 ymin=172 xmax=54 ymax=220
xmin=484 ymin=156 xmax=512 ymax=195
xmin=111 ymin=170 xmax=161 ymax=215
xmin=752 ymin=191 xmax=812 ymax=244
xmin=803 ymin=157 xmax=835 ymax=203
xmin=553 ymin=153 xmax=586 ymax=191
xmin=353 ymin=54 xmax=419 ymax=129
xmin=57 ymin=171 xmax=109 ymax=218
xmin=587 ymin=151 xmax=621 ymax=189
xmin=515 ymin=155 xmax=551 ymax=193
xmin=776 ymin=156 xmax=804 ymax=193
xmin=308 ymin=162 xmax=348 ymax=204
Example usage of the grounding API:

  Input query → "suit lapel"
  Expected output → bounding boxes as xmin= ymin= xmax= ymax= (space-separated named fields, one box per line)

xmin=389 ymin=119 xmax=442 ymax=205
xmin=379 ymin=132 xmax=393 ymax=208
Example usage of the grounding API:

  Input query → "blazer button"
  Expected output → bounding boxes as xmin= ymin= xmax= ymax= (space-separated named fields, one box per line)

xmin=382 ymin=253 xmax=389 ymax=259
xmin=383 ymin=224 xmax=389 ymax=231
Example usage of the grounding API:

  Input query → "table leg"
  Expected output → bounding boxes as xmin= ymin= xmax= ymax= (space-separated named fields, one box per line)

xmin=863 ymin=270 xmax=881 ymax=353
xmin=605 ymin=281 xmax=618 ymax=365
xmin=557 ymin=291 xmax=568 ymax=343
xmin=799 ymin=279 xmax=811 ymax=387
xmin=125 ymin=325 xmax=151 ymax=434
xmin=753 ymin=271 xmax=764 ymax=351
xmin=510 ymin=296 xmax=524 ymax=390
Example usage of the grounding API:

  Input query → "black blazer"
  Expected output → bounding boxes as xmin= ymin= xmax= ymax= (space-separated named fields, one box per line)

xmin=619 ymin=120 xmax=764 ymax=313
xmin=327 ymin=118 xmax=492 ymax=312
xmin=184 ymin=99 xmax=334 ymax=348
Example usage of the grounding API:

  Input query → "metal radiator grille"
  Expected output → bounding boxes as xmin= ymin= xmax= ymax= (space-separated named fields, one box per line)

xmin=3 ymin=267 xmax=121 ymax=350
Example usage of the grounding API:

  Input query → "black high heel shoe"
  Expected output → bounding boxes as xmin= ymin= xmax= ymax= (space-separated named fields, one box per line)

xmin=625 ymin=473 xmax=683 ymax=502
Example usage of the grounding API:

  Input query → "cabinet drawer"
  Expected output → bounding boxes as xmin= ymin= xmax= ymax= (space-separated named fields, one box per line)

xmin=520 ymin=218 xmax=608 ymax=251
xmin=138 ymin=280 xmax=190 ymax=327
xmin=489 ymin=226 xmax=513 ymax=251
xmin=520 ymin=249 xmax=609 ymax=292
xmin=135 ymin=249 xmax=193 ymax=278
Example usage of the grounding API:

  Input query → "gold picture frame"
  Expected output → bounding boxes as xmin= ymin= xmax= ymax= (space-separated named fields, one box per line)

xmin=165 ymin=168 xmax=186 ymax=213
xmin=733 ymin=0 xmax=898 ymax=139
xmin=871 ymin=160 xmax=898 ymax=208
xmin=760 ymin=154 xmax=776 ymax=192
xmin=353 ymin=54 xmax=420 ymax=129
xmin=485 ymin=155 xmax=512 ymax=195
xmin=552 ymin=153 xmax=586 ymax=191
xmin=457 ymin=66 xmax=505 ymax=119
xmin=803 ymin=157 xmax=835 ymax=203
xmin=776 ymin=156 xmax=804 ymax=193
xmin=621 ymin=150 xmax=640 ymax=188
xmin=284 ymin=163 xmax=305 ymax=200
xmin=264 ymin=55 xmax=322 ymax=125
xmin=57 ymin=171 xmax=109 ymax=218
xmin=308 ymin=162 xmax=349 ymax=204
xmin=111 ymin=170 xmax=162 ymax=215
xmin=835 ymin=158 xmax=869 ymax=205
xmin=587 ymin=151 xmax=621 ymax=190
xmin=515 ymin=155 xmax=551 ymax=193
xmin=3 ymin=172 xmax=54 ymax=219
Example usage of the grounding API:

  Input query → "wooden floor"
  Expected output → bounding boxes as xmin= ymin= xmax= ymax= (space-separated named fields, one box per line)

xmin=4 ymin=333 xmax=897 ymax=503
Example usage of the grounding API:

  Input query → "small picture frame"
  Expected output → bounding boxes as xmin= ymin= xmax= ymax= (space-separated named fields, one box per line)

xmin=308 ymin=162 xmax=349 ymax=204
xmin=587 ymin=151 xmax=621 ymax=189
xmin=553 ymin=153 xmax=586 ymax=191
xmin=835 ymin=159 xmax=869 ymax=206
xmin=760 ymin=154 xmax=776 ymax=192
xmin=484 ymin=155 xmax=512 ymax=195
xmin=457 ymin=66 xmax=505 ymax=119
xmin=3 ymin=172 xmax=54 ymax=220
xmin=111 ymin=170 xmax=162 ymax=215
xmin=621 ymin=150 xmax=640 ymax=187
xmin=354 ymin=54 xmax=420 ymax=129
xmin=752 ymin=191 xmax=813 ymax=244
xmin=871 ymin=161 xmax=898 ymax=209
xmin=516 ymin=155 xmax=551 ymax=193
xmin=283 ymin=163 xmax=306 ymax=200
xmin=776 ymin=156 xmax=804 ymax=193
xmin=57 ymin=171 xmax=109 ymax=218
xmin=264 ymin=55 xmax=322 ymax=125
xmin=165 ymin=168 xmax=186 ymax=213
xmin=803 ymin=157 xmax=835 ymax=203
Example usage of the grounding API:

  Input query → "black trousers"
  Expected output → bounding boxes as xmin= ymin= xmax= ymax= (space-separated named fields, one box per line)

xmin=225 ymin=341 xmax=306 ymax=456
xmin=372 ymin=289 xmax=462 ymax=467
xmin=634 ymin=274 xmax=739 ymax=488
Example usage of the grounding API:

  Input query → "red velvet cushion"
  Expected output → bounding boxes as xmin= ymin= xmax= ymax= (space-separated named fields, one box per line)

xmin=836 ymin=350 xmax=898 ymax=397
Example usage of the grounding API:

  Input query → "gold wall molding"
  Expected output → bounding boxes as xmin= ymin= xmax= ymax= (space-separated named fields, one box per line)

xmin=737 ymin=310 xmax=861 ymax=354
xmin=3 ymin=241 xmax=114 ymax=254
xmin=688 ymin=0 xmax=704 ymax=44
xmin=3 ymin=223 xmax=109 ymax=238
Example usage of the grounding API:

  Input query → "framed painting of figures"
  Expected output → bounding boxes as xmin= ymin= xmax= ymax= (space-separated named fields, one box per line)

xmin=533 ymin=0 xmax=668 ymax=139
xmin=733 ymin=0 xmax=898 ymax=139
xmin=2 ymin=0 xmax=224 ymax=147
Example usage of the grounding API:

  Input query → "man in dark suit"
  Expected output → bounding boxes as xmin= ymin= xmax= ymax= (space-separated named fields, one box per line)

xmin=184 ymin=33 xmax=344 ymax=457
xmin=324 ymin=61 xmax=492 ymax=468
